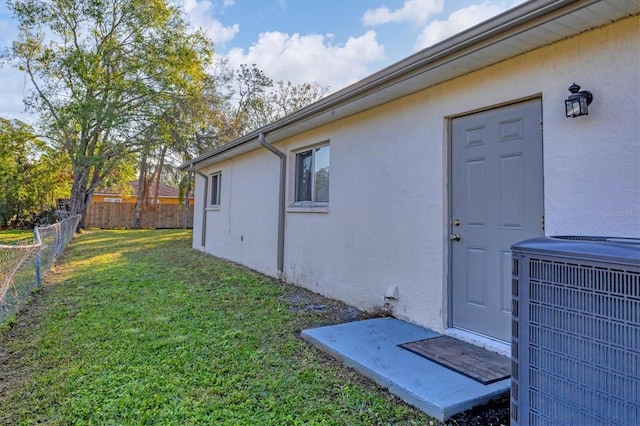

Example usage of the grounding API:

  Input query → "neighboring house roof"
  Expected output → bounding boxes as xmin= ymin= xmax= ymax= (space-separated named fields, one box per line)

xmin=94 ymin=181 xmax=188 ymax=198
xmin=180 ymin=0 xmax=639 ymax=171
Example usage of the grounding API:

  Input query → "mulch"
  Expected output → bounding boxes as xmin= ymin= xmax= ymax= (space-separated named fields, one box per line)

xmin=445 ymin=393 xmax=510 ymax=426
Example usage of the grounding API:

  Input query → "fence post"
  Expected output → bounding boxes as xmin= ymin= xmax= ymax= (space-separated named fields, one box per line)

xmin=56 ymin=225 xmax=63 ymax=256
xmin=34 ymin=227 xmax=42 ymax=286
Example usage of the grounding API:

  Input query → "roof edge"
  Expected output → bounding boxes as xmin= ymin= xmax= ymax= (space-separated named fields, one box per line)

xmin=180 ymin=0 xmax=618 ymax=170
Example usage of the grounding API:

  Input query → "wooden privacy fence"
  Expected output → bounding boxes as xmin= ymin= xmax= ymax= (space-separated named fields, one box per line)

xmin=85 ymin=203 xmax=194 ymax=229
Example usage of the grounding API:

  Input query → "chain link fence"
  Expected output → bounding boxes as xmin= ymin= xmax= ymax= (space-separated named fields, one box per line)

xmin=0 ymin=215 xmax=81 ymax=323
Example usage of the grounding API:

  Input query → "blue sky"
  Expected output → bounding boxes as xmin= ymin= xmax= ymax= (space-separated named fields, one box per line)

xmin=0 ymin=0 xmax=525 ymax=122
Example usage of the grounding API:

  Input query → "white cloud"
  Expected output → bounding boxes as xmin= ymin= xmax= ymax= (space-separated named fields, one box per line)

xmin=413 ymin=1 xmax=513 ymax=51
xmin=363 ymin=0 xmax=444 ymax=26
xmin=225 ymin=30 xmax=385 ymax=92
xmin=185 ymin=0 xmax=239 ymax=46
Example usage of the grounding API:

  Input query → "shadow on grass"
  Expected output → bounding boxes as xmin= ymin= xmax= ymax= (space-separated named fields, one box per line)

xmin=1 ymin=229 xmax=431 ymax=425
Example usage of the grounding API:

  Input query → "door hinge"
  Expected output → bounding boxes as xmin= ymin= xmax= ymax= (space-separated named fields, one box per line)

xmin=541 ymin=215 xmax=545 ymax=231
xmin=540 ymin=118 xmax=543 ymax=131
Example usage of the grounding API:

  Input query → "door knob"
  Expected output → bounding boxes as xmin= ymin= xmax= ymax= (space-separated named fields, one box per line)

xmin=450 ymin=234 xmax=461 ymax=241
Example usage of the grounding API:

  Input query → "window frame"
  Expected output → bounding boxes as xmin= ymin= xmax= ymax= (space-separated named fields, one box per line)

xmin=291 ymin=142 xmax=330 ymax=209
xmin=209 ymin=172 xmax=222 ymax=208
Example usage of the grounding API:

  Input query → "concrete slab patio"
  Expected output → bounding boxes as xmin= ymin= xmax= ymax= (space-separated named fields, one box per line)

xmin=301 ymin=317 xmax=510 ymax=421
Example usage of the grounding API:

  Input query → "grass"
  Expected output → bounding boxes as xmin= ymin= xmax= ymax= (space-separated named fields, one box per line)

xmin=0 ymin=229 xmax=35 ymax=245
xmin=0 ymin=229 xmax=430 ymax=425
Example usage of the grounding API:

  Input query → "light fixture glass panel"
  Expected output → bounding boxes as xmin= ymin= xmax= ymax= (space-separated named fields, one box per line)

xmin=566 ymin=99 xmax=581 ymax=117
xmin=579 ymin=97 xmax=588 ymax=116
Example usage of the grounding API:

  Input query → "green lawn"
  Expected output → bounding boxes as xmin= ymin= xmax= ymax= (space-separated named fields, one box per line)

xmin=0 ymin=229 xmax=35 ymax=245
xmin=0 ymin=229 xmax=430 ymax=425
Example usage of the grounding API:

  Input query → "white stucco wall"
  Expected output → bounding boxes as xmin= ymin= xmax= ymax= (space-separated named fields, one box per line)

xmin=193 ymin=150 xmax=281 ymax=277
xmin=192 ymin=16 xmax=639 ymax=333
xmin=538 ymin=18 xmax=640 ymax=237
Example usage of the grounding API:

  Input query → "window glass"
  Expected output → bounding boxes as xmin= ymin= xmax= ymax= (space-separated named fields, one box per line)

xmin=314 ymin=145 xmax=330 ymax=202
xmin=296 ymin=150 xmax=312 ymax=202
xmin=294 ymin=144 xmax=329 ymax=204
xmin=210 ymin=173 xmax=221 ymax=206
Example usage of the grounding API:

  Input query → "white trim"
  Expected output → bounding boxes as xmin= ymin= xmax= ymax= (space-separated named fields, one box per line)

xmin=292 ymin=142 xmax=330 ymax=205
xmin=286 ymin=205 xmax=329 ymax=214
xmin=445 ymin=328 xmax=511 ymax=357
xmin=209 ymin=172 xmax=222 ymax=207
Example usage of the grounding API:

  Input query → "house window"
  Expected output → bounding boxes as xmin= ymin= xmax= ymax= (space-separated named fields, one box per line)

xmin=210 ymin=172 xmax=221 ymax=206
xmin=295 ymin=144 xmax=329 ymax=203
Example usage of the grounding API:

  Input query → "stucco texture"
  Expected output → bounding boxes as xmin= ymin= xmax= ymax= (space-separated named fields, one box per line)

xmin=191 ymin=16 xmax=639 ymax=333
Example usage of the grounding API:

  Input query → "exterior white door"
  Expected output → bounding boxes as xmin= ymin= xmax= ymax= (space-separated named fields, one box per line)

xmin=451 ymin=99 xmax=544 ymax=342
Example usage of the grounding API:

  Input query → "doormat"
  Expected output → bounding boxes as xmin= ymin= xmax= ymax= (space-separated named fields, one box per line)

xmin=398 ymin=335 xmax=510 ymax=385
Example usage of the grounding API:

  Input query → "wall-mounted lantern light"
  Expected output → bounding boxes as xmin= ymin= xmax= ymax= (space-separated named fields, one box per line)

xmin=565 ymin=83 xmax=593 ymax=118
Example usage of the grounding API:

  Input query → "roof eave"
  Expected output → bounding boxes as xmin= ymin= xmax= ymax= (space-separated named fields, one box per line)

xmin=181 ymin=0 xmax=636 ymax=170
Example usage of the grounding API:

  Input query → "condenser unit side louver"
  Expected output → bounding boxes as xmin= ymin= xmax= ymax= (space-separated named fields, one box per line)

xmin=511 ymin=237 xmax=640 ymax=426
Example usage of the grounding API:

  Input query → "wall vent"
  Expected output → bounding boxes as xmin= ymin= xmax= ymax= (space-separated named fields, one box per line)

xmin=511 ymin=237 xmax=640 ymax=425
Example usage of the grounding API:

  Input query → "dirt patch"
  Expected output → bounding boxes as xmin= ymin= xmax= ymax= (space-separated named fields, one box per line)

xmin=280 ymin=292 xmax=364 ymax=324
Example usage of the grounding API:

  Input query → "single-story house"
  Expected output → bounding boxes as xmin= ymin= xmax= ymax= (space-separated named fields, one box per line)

xmin=181 ymin=0 xmax=639 ymax=351
xmin=93 ymin=181 xmax=194 ymax=205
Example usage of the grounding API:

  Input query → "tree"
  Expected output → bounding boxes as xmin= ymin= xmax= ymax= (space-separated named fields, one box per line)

xmin=268 ymin=80 xmax=328 ymax=117
xmin=133 ymin=75 xmax=225 ymax=228
xmin=170 ymin=63 xmax=329 ymax=211
xmin=5 ymin=0 xmax=213 ymax=229
xmin=0 ymin=118 xmax=70 ymax=228
xmin=230 ymin=64 xmax=274 ymax=135
xmin=222 ymin=64 xmax=329 ymax=138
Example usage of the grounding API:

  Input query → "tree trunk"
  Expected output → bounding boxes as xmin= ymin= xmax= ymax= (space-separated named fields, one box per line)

xmin=70 ymin=169 xmax=90 ymax=231
xmin=182 ymin=173 xmax=191 ymax=229
xmin=134 ymin=154 xmax=148 ymax=229
xmin=152 ymin=145 xmax=167 ymax=205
